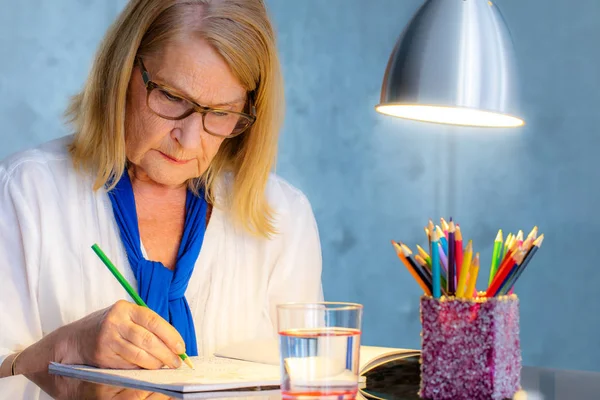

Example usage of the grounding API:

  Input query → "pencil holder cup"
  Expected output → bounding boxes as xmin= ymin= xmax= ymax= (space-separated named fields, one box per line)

xmin=419 ymin=295 xmax=521 ymax=400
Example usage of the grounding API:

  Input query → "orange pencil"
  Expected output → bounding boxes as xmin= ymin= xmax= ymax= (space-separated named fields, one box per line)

xmin=392 ymin=241 xmax=432 ymax=295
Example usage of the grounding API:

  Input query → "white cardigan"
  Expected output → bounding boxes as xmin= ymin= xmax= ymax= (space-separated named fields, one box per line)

xmin=0 ymin=136 xmax=323 ymax=366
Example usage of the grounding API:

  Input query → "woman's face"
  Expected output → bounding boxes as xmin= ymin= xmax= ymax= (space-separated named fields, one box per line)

xmin=125 ymin=38 xmax=247 ymax=187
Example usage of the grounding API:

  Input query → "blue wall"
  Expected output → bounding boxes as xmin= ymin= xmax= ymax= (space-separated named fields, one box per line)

xmin=1 ymin=0 xmax=599 ymax=372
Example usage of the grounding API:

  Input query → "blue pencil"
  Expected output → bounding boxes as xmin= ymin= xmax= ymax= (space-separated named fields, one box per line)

xmin=436 ymin=225 xmax=448 ymax=255
xmin=431 ymin=231 xmax=441 ymax=298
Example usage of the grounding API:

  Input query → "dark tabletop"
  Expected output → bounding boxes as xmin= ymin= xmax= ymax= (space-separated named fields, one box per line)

xmin=1 ymin=356 xmax=599 ymax=399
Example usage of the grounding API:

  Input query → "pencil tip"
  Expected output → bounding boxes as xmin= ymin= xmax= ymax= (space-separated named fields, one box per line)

xmin=534 ymin=234 xmax=545 ymax=246
xmin=516 ymin=230 xmax=524 ymax=240
xmin=184 ymin=357 xmax=195 ymax=369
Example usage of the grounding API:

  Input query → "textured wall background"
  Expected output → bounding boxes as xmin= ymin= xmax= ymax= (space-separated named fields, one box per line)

xmin=1 ymin=0 xmax=598 ymax=372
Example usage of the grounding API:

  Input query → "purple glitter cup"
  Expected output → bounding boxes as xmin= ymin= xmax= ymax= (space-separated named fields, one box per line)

xmin=419 ymin=295 xmax=521 ymax=400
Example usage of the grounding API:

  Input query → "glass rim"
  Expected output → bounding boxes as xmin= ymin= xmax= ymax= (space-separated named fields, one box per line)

xmin=276 ymin=301 xmax=363 ymax=311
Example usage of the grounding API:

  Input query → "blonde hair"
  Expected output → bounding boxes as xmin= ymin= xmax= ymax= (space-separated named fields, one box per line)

xmin=67 ymin=0 xmax=283 ymax=237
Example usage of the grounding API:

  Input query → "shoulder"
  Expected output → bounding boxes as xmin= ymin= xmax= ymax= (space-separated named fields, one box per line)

xmin=264 ymin=173 xmax=313 ymax=218
xmin=263 ymin=174 xmax=319 ymax=239
xmin=0 ymin=135 xmax=91 ymax=208
xmin=0 ymin=135 xmax=76 ymax=188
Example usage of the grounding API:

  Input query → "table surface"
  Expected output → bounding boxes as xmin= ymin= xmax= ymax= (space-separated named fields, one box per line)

xmin=1 ymin=355 xmax=599 ymax=399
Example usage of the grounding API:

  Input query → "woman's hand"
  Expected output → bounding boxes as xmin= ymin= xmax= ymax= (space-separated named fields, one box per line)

xmin=66 ymin=300 xmax=185 ymax=370
xmin=3 ymin=300 xmax=186 ymax=376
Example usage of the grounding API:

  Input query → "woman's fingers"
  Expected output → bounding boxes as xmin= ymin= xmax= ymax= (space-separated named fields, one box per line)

xmin=119 ymin=322 xmax=181 ymax=369
xmin=110 ymin=337 xmax=165 ymax=370
xmin=129 ymin=306 xmax=186 ymax=358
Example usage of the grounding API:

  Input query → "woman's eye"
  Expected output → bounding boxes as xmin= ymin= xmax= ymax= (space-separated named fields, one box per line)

xmin=160 ymin=90 xmax=183 ymax=103
xmin=212 ymin=111 xmax=229 ymax=117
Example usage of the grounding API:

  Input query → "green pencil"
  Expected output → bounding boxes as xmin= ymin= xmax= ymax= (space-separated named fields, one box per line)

xmin=91 ymin=243 xmax=194 ymax=369
xmin=488 ymin=230 xmax=503 ymax=285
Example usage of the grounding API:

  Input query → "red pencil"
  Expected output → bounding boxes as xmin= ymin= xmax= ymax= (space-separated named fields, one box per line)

xmin=455 ymin=224 xmax=463 ymax=283
xmin=486 ymin=249 xmax=525 ymax=297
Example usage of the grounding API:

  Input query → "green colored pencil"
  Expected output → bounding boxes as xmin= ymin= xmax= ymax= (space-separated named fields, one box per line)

xmin=91 ymin=244 xmax=194 ymax=369
xmin=488 ymin=230 xmax=503 ymax=285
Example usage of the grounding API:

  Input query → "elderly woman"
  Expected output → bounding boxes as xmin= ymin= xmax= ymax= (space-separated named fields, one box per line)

xmin=0 ymin=0 xmax=322 ymax=377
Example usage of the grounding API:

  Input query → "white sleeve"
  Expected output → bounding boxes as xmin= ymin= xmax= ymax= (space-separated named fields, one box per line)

xmin=266 ymin=193 xmax=324 ymax=330
xmin=0 ymin=166 xmax=43 ymax=367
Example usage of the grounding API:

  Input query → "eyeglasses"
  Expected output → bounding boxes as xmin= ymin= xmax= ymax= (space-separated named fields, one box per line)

xmin=137 ymin=57 xmax=256 ymax=138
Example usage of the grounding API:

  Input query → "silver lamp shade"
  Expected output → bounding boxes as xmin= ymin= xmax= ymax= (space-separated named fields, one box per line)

xmin=375 ymin=0 xmax=524 ymax=128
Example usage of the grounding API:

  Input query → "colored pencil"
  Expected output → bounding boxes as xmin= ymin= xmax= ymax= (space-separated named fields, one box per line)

xmin=431 ymin=231 xmax=441 ymax=298
xmin=415 ymin=254 xmax=448 ymax=292
xmin=91 ymin=244 xmax=194 ymax=369
xmin=486 ymin=250 xmax=525 ymax=297
xmin=499 ymin=235 xmax=544 ymax=295
xmin=415 ymin=254 xmax=427 ymax=267
xmin=527 ymin=226 xmax=538 ymax=241
xmin=401 ymin=244 xmax=434 ymax=293
xmin=455 ymin=225 xmax=464 ymax=285
xmin=416 ymin=245 xmax=431 ymax=266
xmin=516 ymin=230 xmax=524 ymax=247
xmin=436 ymin=225 xmax=448 ymax=254
xmin=447 ymin=221 xmax=456 ymax=294
xmin=465 ymin=253 xmax=480 ymax=299
xmin=392 ymin=241 xmax=431 ymax=295
xmin=456 ymin=240 xmax=473 ymax=298
xmin=502 ymin=233 xmax=513 ymax=258
xmin=428 ymin=220 xmax=435 ymax=256
xmin=437 ymin=242 xmax=449 ymax=273
xmin=393 ymin=220 xmax=542 ymax=299
xmin=488 ymin=230 xmax=504 ymax=285
xmin=416 ymin=251 xmax=448 ymax=291
xmin=441 ymin=218 xmax=449 ymax=237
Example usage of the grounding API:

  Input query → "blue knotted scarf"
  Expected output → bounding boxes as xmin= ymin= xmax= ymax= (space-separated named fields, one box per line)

xmin=107 ymin=171 xmax=208 ymax=356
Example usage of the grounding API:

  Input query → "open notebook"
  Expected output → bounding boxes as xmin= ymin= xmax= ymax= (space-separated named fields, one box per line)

xmin=49 ymin=339 xmax=420 ymax=394
xmin=214 ymin=338 xmax=420 ymax=376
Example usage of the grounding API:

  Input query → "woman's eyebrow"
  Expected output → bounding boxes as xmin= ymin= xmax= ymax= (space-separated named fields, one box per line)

xmin=154 ymin=75 xmax=246 ymax=108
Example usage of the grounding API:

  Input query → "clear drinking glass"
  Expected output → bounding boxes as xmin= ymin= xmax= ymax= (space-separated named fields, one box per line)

xmin=276 ymin=302 xmax=363 ymax=399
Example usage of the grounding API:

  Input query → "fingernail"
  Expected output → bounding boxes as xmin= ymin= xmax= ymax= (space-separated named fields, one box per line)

xmin=176 ymin=343 xmax=185 ymax=354
xmin=173 ymin=357 xmax=182 ymax=368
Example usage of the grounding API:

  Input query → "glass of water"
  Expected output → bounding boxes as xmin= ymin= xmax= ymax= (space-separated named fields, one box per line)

xmin=277 ymin=302 xmax=363 ymax=399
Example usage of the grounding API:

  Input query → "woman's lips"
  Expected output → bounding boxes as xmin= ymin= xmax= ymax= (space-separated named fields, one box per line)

xmin=159 ymin=151 xmax=192 ymax=165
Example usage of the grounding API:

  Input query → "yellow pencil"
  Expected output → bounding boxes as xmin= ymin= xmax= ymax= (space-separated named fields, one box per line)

xmin=502 ymin=233 xmax=513 ymax=258
xmin=441 ymin=218 xmax=449 ymax=236
xmin=466 ymin=253 xmax=480 ymax=298
xmin=427 ymin=220 xmax=435 ymax=255
xmin=416 ymin=244 xmax=431 ymax=265
xmin=415 ymin=254 xmax=428 ymax=267
xmin=456 ymin=240 xmax=473 ymax=298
